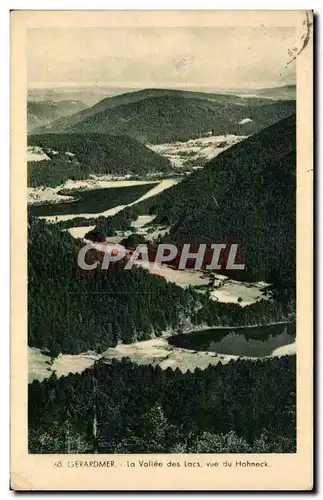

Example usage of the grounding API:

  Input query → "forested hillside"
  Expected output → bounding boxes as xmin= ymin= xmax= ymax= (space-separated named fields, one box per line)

xmin=27 ymin=133 xmax=170 ymax=187
xmin=33 ymin=88 xmax=296 ymax=144
xmin=32 ymin=88 xmax=280 ymax=134
xmin=28 ymin=100 xmax=87 ymax=132
xmin=28 ymin=219 xmax=294 ymax=356
xmin=29 ymin=356 xmax=296 ymax=453
xmin=28 ymin=219 xmax=195 ymax=355
xmin=135 ymin=115 xmax=296 ymax=285
xmin=52 ymin=96 xmax=295 ymax=144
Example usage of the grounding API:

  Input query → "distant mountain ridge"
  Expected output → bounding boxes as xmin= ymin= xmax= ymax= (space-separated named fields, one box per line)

xmin=31 ymin=88 xmax=296 ymax=143
xmin=256 ymin=84 xmax=296 ymax=100
xmin=27 ymin=100 xmax=88 ymax=132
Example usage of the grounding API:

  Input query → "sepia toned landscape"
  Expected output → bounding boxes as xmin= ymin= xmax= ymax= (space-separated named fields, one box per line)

xmin=27 ymin=23 xmax=297 ymax=455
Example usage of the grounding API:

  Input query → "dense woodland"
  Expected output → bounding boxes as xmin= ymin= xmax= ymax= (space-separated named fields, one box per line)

xmin=84 ymin=205 xmax=141 ymax=235
xmin=28 ymin=219 xmax=294 ymax=356
xmin=28 ymin=89 xmax=297 ymax=455
xmin=63 ymin=97 xmax=296 ymax=143
xmin=134 ymin=115 xmax=296 ymax=286
xmin=28 ymin=157 xmax=90 ymax=188
xmin=35 ymin=88 xmax=296 ymax=144
xmin=28 ymin=133 xmax=170 ymax=187
xmin=85 ymin=116 xmax=296 ymax=288
xmin=28 ymin=213 xmax=296 ymax=455
xmin=28 ymin=219 xmax=195 ymax=355
xmin=29 ymin=356 xmax=296 ymax=453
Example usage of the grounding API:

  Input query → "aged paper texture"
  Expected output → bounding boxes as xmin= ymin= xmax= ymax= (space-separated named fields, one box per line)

xmin=11 ymin=10 xmax=313 ymax=491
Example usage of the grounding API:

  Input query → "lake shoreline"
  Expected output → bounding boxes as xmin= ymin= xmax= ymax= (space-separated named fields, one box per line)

xmin=28 ymin=319 xmax=296 ymax=383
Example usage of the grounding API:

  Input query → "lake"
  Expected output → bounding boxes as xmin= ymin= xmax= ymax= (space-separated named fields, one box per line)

xmin=28 ymin=183 xmax=157 ymax=217
xmin=168 ymin=322 xmax=296 ymax=357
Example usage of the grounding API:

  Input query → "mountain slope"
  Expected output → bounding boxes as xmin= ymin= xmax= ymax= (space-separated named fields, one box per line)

xmin=28 ymin=219 xmax=197 ymax=354
xmin=28 ymin=219 xmax=294 ymax=356
xmin=33 ymin=88 xmax=270 ymax=133
xmin=27 ymin=100 xmax=88 ymax=132
xmin=27 ymin=133 xmax=171 ymax=187
xmin=256 ymin=84 xmax=296 ymax=100
xmin=137 ymin=115 xmax=296 ymax=284
xmin=33 ymin=88 xmax=296 ymax=143
xmin=66 ymin=96 xmax=295 ymax=143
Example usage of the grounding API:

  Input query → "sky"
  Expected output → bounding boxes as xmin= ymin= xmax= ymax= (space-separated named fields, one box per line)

xmin=27 ymin=26 xmax=297 ymax=91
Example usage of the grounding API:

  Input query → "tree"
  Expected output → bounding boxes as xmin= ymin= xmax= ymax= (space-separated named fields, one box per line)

xmin=189 ymin=431 xmax=251 ymax=453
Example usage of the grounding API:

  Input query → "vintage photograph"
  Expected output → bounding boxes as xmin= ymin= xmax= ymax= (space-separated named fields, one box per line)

xmin=8 ymin=12 xmax=312 ymax=490
xmin=25 ymin=18 xmax=302 ymax=457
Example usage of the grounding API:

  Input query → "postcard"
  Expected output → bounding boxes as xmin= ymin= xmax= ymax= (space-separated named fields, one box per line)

xmin=11 ymin=10 xmax=313 ymax=491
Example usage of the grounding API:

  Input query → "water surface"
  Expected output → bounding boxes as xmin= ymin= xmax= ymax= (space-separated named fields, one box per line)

xmin=168 ymin=322 xmax=296 ymax=357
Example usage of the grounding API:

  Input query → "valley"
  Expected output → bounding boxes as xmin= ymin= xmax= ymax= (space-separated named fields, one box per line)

xmin=27 ymin=85 xmax=297 ymax=455
xmin=29 ymin=178 xmax=181 ymax=222
xmin=27 ymin=109 xmax=296 ymax=377
xmin=28 ymin=178 xmax=158 ymax=205
xmin=28 ymin=100 xmax=88 ymax=132
xmin=29 ymin=183 xmax=159 ymax=217
xmin=28 ymin=321 xmax=295 ymax=383
xmin=147 ymin=133 xmax=248 ymax=169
